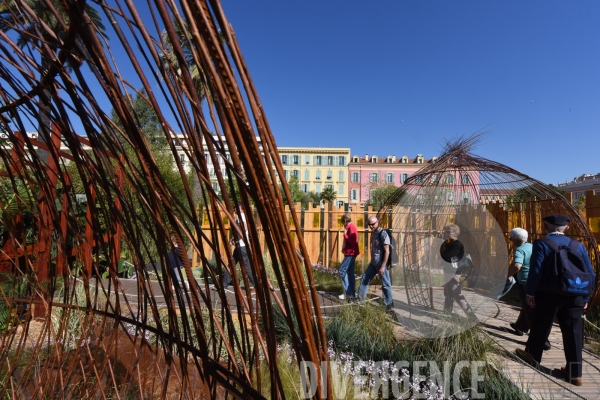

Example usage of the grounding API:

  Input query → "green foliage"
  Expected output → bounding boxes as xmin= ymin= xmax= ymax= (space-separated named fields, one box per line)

xmin=62 ymin=89 xmax=198 ymax=265
xmin=0 ymin=177 xmax=37 ymax=242
xmin=326 ymin=304 xmax=397 ymax=361
xmin=365 ymin=184 xmax=398 ymax=211
xmin=0 ymin=273 xmax=29 ymax=332
xmin=110 ymin=89 xmax=166 ymax=147
xmin=325 ymin=306 xmax=529 ymax=399
xmin=0 ymin=0 xmax=107 ymax=52
xmin=548 ymin=183 xmax=566 ymax=196
xmin=575 ymin=195 xmax=586 ymax=212
xmin=279 ymin=175 xmax=320 ymax=209
xmin=319 ymin=187 xmax=337 ymax=204
xmin=160 ymin=19 xmax=210 ymax=101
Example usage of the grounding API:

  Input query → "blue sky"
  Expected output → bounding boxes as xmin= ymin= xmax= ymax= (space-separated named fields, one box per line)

xmin=219 ymin=0 xmax=600 ymax=185
xmin=3 ymin=1 xmax=597 ymax=185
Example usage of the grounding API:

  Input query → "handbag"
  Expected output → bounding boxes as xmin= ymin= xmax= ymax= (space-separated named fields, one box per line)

xmin=494 ymin=276 xmax=516 ymax=299
xmin=451 ymin=253 xmax=475 ymax=275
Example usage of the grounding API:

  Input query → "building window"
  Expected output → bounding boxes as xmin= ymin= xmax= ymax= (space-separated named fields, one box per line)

xmin=415 ymin=175 xmax=424 ymax=184
xmin=352 ymin=156 xmax=359 ymax=162
xmin=402 ymin=157 xmax=408 ymax=164
xmin=302 ymin=184 xmax=309 ymax=193
xmin=337 ymin=200 xmax=344 ymax=207
xmin=338 ymin=184 xmax=344 ymax=194
xmin=209 ymin=168 xmax=214 ymax=176
xmin=446 ymin=192 xmax=454 ymax=203
xmin=325 ymin=184 xmax=333 ymax=190
xmin=293 ymin=155 xmax=299 ymax=165
xmin=351 ymin=172 xmax=360 ymax=182
xmin=304 ymin=170 xmax=310 ymax=180
xmin=281 ymin=155 xmax=288 ymax=165
xmin=314 ymin=156 xmax=322 ymax=165
xmin=315 ymin=184 xmax=321 ymax=194
xmin=461 ymin=174 xmax=470 ymax=184
xmin=446 ymin=174 xmax=454 ymax=184
xmin=370 ymin=173 xmax=379 ymax=183
xmin=284 ymin=170 xmax=289 ymax=180
xmin=326 ymin=170 xmax=333 ymax=180
xmin=401 ymin=173 xmax=408 ymax=183
xmin=315 ymin=170 xmax=321 ymax=180
xmin=371 ymin=157 xmax=378 ymax=163
xmin=462 ymin=191 xmax=470 ymax=204
xmin=305 ymin=155 xmax=310 ymax=165
xmin=179 ymin=154 xmax=186 ymax=163
xmin=338 ymin=156 xmax=346 ymax=166
xmin=386 ymin=173 xmax=394 ymax=183
xmin=292 ymin=169 xmax=299 ymax=178
xmin=431 ymin=174 xmax=439 ymax=184
xmin=327 ymin=156 xmax=334 ymax=166
xmin=351 ymin=189 xmax=358 ymax=200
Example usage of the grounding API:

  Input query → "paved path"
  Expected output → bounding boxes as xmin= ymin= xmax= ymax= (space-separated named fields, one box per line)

xmin=381 ymin=283 xmax=600 ymax=400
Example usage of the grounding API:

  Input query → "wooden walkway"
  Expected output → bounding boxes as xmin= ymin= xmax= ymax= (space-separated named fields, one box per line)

xmin=479 ymin=298 xmax=600 ymax=400
xmin=379 ymin=283 xmax=600 ymax=400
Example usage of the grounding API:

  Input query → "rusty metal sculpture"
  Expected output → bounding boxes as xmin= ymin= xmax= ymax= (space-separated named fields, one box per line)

xmin=379 ymin=134 xmax=599 ymax=336
xmin=0 ymin=0 xmax=329 ymax=398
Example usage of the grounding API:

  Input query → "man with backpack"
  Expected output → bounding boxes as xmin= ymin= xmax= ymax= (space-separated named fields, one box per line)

xmin=517 ymin=214 xmax=595 ymax=386
xmin=357 ymin=216 xmax=393 ymax=311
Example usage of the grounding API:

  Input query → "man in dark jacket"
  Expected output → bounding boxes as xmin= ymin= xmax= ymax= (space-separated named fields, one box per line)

xmin=517 ymin=214 xmax=595 ymax=386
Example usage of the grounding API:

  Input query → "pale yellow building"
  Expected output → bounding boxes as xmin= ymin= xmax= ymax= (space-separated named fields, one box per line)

xmin=277 ymin=147 xmax=351 ymax=207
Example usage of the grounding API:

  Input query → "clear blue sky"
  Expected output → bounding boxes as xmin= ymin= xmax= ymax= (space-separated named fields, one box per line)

xmin=4 ymin=1 xmax=597 ymax=185
xmin=219 ymin=0 xmax=600 ymax=185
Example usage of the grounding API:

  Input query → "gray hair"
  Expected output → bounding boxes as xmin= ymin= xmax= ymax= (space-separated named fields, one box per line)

xmin=509 ymin=227 xmax=528 ymax=242
xmin=443 ymin=224 xmax=460 ymax=238
xmin=544 ymin=222 xmax=567 ymax=232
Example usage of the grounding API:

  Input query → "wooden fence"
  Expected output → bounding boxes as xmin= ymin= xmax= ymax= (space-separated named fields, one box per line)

xmin=192 ymin=193 xmax=600 ymax=271
xmin=191 ymin=203 xmax=383 ymax=269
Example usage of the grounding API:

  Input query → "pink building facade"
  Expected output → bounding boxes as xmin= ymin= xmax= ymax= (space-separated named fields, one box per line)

xmin=348 ymin=154 xmax=437 ymax=208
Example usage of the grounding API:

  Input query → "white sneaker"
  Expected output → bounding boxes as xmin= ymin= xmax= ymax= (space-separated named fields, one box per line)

xmin=338 ymin=294 xmax=345 ymax=300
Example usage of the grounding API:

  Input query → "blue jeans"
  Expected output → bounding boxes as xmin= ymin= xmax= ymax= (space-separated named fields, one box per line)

xmin=358 ymin=263 xmax=393 ymax=306
xmin=339 ymin=255 xmax=357 ymax=297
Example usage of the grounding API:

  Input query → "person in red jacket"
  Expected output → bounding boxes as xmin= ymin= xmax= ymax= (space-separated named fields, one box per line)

xmin=339 ymin=214 xmax=360 ymax=300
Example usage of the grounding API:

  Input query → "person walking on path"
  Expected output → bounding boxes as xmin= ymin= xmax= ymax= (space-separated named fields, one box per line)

xmin=357 ymin=216 xmax=393 ymax=310
xmin=339 ymin=214 xmax=359 ymax=300
xmin=517 ymin=214 xmax=595 ymax=386
xmin=440 ymin=224 xmax=475 ymax=319
xmin=222 ymin=210 xmax=256 ymax=290
xmin=507 ymin=228 xmax=551 ymax=350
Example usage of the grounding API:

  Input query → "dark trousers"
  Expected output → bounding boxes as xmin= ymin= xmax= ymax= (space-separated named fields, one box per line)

xmin=514 ymin=282 xmax=532 ymax=332
xmin=223 ymin=246 xmax=256 ymax=288
xmin=443 ymin=276 xmax=473 ymax=315
xmin=526 ymin=291 xmax=584 ymax=377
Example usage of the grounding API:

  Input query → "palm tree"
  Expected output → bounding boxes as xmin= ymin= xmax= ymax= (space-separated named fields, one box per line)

xmin=160 ymin=19 xmax=210 ymax=102
xmin=0 ymin=0 xmax=107 ymax=161
xmin=319 ymin=187 xmax=337 ymax=264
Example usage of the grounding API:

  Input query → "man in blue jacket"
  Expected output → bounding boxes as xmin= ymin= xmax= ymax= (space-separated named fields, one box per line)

xmin=517 ymin=214 xmax=595 ymax=386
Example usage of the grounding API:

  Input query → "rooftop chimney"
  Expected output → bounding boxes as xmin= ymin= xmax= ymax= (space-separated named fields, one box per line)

xmin=365 ymin=154 xmax=369 ymax=161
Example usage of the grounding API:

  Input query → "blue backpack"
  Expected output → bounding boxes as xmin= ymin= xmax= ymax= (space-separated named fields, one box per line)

xmin=540 ymin=238 xmax=592 ymax=297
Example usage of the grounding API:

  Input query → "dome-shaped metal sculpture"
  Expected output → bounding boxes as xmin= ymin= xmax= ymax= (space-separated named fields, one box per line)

xmin=380 ymin=134 xmax=599 ymax=338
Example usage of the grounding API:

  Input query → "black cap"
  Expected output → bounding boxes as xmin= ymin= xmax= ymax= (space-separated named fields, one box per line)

xmin=543 ymin=214 xmax=570 ymax=226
